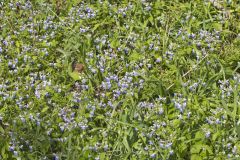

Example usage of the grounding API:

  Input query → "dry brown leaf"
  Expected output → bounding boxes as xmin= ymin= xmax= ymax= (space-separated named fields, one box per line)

xmin=73 ymin=63 xmax=84 ymax=73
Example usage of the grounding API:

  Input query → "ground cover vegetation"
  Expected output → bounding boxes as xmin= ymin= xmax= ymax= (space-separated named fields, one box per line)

xmin=0 ymin=0 xmax=240 ymax=159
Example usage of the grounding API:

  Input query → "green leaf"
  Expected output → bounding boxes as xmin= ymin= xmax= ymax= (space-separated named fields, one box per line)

xmin=236 ymin=124 xmax=240 ymax=139
xmin=212 ymin=22 xmax=222 ymax=30
xmin=100 ymin=152 xmax=106 ymax=159
xmin=129 ymin=51 xmax=144 ymax=61
xmin=212 ymin=131 xmax=220 ymax=141
xmin=1 ymin=144 xmax=6 ymax=158
xmin=191 ymin=144 xmax=213 ymax=155
xmin=0 ymin=126 xmax=4 ymax=134
xmin=192 ymin=143 xmax=203 ymax=153
xmin=41 ymin=106 xmax=49 ymax=113
xmin=172 ymin=119 xmax=181 ymax=128
xmin=123 ymin=136 xmax=131 ymax=153
xmin=69 ymin=71 xmax=81 ymax=81
xmin=195 ymin=131 xmax=204 ymax=140
xmin=191 ymin=154 xmax=202 ymax=160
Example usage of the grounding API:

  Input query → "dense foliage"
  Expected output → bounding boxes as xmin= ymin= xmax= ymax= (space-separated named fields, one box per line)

xmin=0 ymin=0 xmax=240 ymax=159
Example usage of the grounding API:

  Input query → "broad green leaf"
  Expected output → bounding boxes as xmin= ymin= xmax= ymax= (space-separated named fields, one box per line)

xmin=69 ymin=71 xmax=81 ymax=81
xmin=191 ymin=154 xmax=202 ymax=160
xmin=41 ymin=106 xmax=49 ymax=113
